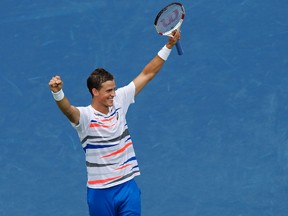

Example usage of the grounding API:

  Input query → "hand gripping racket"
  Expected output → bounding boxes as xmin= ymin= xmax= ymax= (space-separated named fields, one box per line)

xmin=154 ymin=2 xmax=185 ymax=55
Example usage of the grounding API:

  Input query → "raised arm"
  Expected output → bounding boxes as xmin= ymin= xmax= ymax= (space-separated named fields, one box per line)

xmin=48 ymin=76 xmax=80 ymax=125
xmin=133 ymin=30 xmax=181 ymax=96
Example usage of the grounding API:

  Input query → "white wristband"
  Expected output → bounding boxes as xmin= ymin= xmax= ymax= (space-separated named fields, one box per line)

xmin=157 ymin=45 xmax=172 ymax=61
xmin=52 ymin=89 xmax=64 ymax=101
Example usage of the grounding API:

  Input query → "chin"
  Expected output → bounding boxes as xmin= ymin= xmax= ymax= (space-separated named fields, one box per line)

xmin=107 ymin=101 xmax=114 ymax=107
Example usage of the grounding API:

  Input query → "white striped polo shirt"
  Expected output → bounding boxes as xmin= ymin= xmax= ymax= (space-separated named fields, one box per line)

xmin=71 ymin=81 xmax=140 ymax=189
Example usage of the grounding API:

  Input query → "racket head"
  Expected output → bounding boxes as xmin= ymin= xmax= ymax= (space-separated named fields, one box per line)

xmin=154 ymin=2 xmax=185 ymax=36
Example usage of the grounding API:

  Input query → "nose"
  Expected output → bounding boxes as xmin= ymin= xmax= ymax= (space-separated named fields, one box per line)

xmin=111 ymin=90 xmax=116 ymax=97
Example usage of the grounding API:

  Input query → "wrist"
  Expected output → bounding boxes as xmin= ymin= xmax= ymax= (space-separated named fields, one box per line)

xmin=165 ymin=43 xmax=173 ymax=49
xmin=52 ymin=89 xmax=64 ymax=101
xmin=157 ymin=45 xmax=172 ymax=61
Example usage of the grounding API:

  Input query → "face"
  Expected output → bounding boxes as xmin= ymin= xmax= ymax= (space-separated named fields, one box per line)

xmin=92 ymin=80 xmax=116 ymax=109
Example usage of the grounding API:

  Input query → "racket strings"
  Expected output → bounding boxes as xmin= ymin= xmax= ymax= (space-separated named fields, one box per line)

xmin=155 ymin=5 xmax=183 ymax=34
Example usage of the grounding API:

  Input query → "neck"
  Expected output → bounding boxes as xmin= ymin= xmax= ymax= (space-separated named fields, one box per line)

xmin=91 ymin=101 xmax=109 ymax=115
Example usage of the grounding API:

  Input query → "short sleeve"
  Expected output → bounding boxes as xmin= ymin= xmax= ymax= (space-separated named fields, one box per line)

xmin=115 ymin=81 xmax=135 ymax=114
xmin=70 ymin=106 xmax=89 ymax=133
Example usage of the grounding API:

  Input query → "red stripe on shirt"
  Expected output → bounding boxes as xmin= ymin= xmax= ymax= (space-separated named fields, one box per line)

xmin=101 ymin=142 xmax=132 ymax=158
xmin=88 ymin=176 xmax=121 ymax=185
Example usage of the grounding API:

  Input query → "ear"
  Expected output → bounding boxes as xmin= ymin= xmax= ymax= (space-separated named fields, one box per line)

xmin=92 ymin=88 xmax=99 ymax=97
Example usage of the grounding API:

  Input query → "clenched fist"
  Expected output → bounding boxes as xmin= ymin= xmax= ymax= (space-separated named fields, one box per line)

xmin=48 ymin=76 xmax=63 ymax=93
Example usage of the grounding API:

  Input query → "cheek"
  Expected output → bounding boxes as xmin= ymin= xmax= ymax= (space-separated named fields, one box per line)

xmin=100 ymin=93 xmax=110 ymax=100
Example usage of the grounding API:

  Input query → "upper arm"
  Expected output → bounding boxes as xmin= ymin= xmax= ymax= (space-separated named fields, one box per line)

xmin=133 ymin=72 xmax=152 ymax=96
xmin=56 ymin=97 xmax=80 ymax=125
xmin=66 ymin=105 xmax=80 ymax=125
xmin=133 ymin=55 xmax=165 ymax=96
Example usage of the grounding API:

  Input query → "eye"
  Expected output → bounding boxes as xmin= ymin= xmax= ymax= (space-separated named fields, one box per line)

xmin=107 ymin=88 xmax=115 ymax=93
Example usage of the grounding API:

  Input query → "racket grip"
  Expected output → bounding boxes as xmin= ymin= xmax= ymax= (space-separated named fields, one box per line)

xmin=176 ymin=41 xmax=184 ymax=55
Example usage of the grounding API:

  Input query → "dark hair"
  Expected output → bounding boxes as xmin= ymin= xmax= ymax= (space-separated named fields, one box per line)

xmin=87 ymin=68 xmax=114 ymax=97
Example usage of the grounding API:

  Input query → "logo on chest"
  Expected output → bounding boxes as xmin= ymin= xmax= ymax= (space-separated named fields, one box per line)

xmin=90 ymin=108 xmax=120 ymax=129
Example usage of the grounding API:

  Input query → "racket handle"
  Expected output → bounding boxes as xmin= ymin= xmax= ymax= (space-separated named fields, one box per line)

xmin=176 ymin=41 xmax=184 ymax=55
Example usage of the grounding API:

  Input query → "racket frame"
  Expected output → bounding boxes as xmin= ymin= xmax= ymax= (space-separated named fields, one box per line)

xmin=154 ymin=2 xmax=185 ymax=55
xmin=154 ymin=2 xmax=185 ymax=36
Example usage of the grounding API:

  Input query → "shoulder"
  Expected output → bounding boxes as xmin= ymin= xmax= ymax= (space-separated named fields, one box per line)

xmin=116 ymin=82 xmax=135 ymax=95
xmin=115 ymin=82 xmax=135 ymax=102
xmin=76 ymin=105 xmax=93 ymax=115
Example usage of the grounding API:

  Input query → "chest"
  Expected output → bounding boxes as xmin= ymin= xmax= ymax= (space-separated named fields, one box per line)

xmin=87 ymin=108 xmax=126 ymax=136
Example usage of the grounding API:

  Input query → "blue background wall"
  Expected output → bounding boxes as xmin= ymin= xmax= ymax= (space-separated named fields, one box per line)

xmin=1 ymin=0 xmax=288 ymax=215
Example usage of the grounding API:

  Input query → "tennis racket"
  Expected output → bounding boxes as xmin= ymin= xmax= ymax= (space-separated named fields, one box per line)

xmin=154 ymin=2 xmax=185 ymax=55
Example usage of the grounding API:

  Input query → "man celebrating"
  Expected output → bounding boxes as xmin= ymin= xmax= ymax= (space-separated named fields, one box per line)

xmin=48 ymin=30 xmax=180 ymax=216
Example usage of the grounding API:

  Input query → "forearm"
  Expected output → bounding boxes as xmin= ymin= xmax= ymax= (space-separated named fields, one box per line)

xmin=133 ymin=45 xmax=172 ymax=95
xmin=131 ymin=30 xmax=180 ymax=96
xmin=141 ymin=55 xmax=165 ymax=80
xmin=141 ymin=44 xmax=172 ymax=78
xmin=51 ymin=89 xmax=79 ymax=124
xmin=55 ymin=96 xmax=73 ymax=117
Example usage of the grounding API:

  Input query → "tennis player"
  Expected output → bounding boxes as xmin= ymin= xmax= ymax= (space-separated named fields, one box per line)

xmin=48 ymin=30 xmax=180 ymax=216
